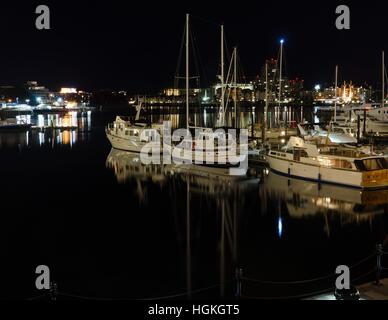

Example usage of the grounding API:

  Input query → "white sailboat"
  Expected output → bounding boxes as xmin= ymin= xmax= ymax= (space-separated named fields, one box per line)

xmin=106 ymin=101 xmax=163 ymax=153
xmin=173 ymin=15 xmax=247 ymax=177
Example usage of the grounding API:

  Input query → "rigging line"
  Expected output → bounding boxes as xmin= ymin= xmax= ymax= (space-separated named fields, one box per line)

xmin=236 ymin=50 xmax=245 ymax=82
xmin=189 ymin=27 xmax=202 ymax=89
xmin=224 ymin=36 xmax=232 ymax=68
xmin=192 ymin=29 xmax=209 ymax=88
xmin=190 ymin=14 xmax=220 ymax=28
xmin=174 ymin=21 xmax=186 ymax=89
xmin=272 ymin=50 xmax=280 ymax=94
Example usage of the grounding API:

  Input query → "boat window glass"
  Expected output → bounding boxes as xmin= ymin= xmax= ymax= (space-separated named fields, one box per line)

xmin=331 ymin=159 xmax=353 ymax=169
xmin=355 ymin=158 xmax=388 ymax=171
xmin=300 ymin=150 xmax=308 ymax=158
xmin=293 ymin=149 xmax=301 ymax=162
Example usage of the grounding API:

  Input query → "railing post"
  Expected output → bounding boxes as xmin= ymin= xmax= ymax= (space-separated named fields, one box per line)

xmin=235 ymin=268 xmax=243 ymax=299
xmin=50 ymin=282 xmax=58 ymax=301
xmin=375 ymin=244 xmax=383 ymax=286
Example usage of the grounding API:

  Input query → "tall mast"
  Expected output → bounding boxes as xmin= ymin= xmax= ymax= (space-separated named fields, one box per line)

xmin=278 ymin=39 xmax=284 ymax=108
xmin=264 ymin=61 xmax=269 ymax=142
xmin=383 ymin=51 xmax=385 ymax=109
xmin=234 ymin=47 xmax=237 ymax=128
xmin=185 ymin=14 xmax=189 ymax=129
xmin=334 ymin=65 xmax=338 ymax=123
xmin=220 ymin=24 xmax=225 ymax=126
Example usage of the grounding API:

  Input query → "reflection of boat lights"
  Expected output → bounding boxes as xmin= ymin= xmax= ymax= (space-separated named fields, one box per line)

xmin=278 ymin=217 xmax=283 ymax=238
xmin=37 ymin=114 xmax=45 ymax=127
xmin=38 ymin=132 xmax=45 ymax=145
xmin=71 ymin=130 xmax=76 ymax=146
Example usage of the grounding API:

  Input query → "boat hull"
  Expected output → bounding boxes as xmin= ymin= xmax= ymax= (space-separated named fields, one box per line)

xmin=266 ymin=154 xmax=388 ymax=190
xmin=106 ymin=132 xmax=161 ymax=153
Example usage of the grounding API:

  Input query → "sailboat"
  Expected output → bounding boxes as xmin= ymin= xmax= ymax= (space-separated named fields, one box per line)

xmin=172 ymin=14 xmax=248 ymax=177
xmin=337 ymin=52 xmax=388 ymax=134
xmin=105 ymin=100 xmax=164 ymax=153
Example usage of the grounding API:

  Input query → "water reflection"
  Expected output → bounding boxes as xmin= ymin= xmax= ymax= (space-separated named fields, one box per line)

xmin=106 ymin=148 xmax=260 ymax=297
xmin=0 ymin=111 xmax=92 ymax=149
xmin=261 ymin=171 xmax=388 ymax=237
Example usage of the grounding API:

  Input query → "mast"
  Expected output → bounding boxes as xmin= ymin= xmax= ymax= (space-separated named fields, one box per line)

xmin=186 ymin=14 xmax=189 ymax=129
xmin=278 ymin=39 xmax=284 ymax=108
xmin=334 ymin=65 xmax=338 ymax=123
xmin=383 ymin=51 xmax=385 ymax=109
xmin=264 ymin=61 xmax=269 ymax=142
xmin=220 ymin=24 xmax=225 ymax=126
xmin=234 ymin=47 xmax=237 ymax=128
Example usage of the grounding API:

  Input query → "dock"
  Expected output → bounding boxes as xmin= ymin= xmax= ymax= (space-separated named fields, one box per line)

xmin=307 ymin=278 xmax=388 ymax=300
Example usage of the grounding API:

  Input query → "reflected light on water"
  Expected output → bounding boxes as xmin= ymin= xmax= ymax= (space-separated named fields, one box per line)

xmin=278 ymin=216 xmax=283 ymax=238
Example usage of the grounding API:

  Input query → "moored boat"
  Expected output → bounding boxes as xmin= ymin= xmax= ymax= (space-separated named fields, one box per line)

xmin=266 ymin=136 xmax=388 ymax=189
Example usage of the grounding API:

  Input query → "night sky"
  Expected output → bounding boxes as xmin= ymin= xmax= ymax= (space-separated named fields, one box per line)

xmin=0 ymin=1 xmax=387 ymax=92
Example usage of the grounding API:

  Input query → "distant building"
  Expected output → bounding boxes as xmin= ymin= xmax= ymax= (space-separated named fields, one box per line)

xmin=254 ymin=59 xmax=305 ymax=104
xmin=26 ymin=81 xmax=50 ymax=105
xmin=313 ymin=81 xmax=370 ymax=105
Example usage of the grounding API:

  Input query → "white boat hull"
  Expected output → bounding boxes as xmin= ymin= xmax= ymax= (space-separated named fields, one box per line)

xmin=266 ymin=154 xmax=388 ymax=189
xmin=106 ymin=132 xmax=161 ymax=153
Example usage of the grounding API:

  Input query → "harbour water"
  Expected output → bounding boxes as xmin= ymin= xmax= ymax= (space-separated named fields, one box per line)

xmin=1 ymin=108 xmax=387 ymax=300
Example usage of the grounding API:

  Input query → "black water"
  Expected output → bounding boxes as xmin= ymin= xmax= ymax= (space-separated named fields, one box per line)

xmin=0 ymin=109 xmax=387 ymax=300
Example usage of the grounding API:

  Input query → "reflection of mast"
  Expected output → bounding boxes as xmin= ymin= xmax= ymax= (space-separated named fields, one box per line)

xmin=382 ymin=51 xmax=385 ymax=108
xmin=186 ymin=178 xmax=192 ymax=298
xmin=185 ymin=14 xmax=190 ymax=129
xmin=334 ymin=65 xmax=338 ymax=123
xmin=220 ymin=200 xmax=225 ymax=296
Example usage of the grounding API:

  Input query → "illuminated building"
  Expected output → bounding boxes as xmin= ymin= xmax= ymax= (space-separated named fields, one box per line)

xmin=313 ymin=81 xmax=369 ymax=105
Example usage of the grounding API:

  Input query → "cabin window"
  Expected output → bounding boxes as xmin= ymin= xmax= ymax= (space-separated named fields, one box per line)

xmin=354 ymin=158 xmax=388 ymax=171
xmin=293 ymin=149 xmax=301 ymax=162
xmin=330 ymin=159 xmax=353 ymax=169
xmin=293 ymin=149 xmax=307 ymax=161
xmin=300 ymin=150 xmax=308 ymax=158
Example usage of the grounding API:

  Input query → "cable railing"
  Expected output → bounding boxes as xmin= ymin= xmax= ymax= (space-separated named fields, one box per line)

xmin=24 ymin=282 xmax=224 ymax=301
xmin=24 ymin=244 xmax=388 ymax=301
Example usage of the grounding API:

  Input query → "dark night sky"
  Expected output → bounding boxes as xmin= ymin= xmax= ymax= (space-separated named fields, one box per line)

xmin=0 ymin=0 xmax=387 ymax=92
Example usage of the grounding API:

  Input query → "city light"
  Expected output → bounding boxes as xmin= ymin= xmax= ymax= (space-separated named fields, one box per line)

xmin=315 ymin=84 xmax=321 ymax=91
xmin=60 ymin=88 xmax=77 ymax=94
xmin=280 ymin=38 xmax=285 ymax=44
